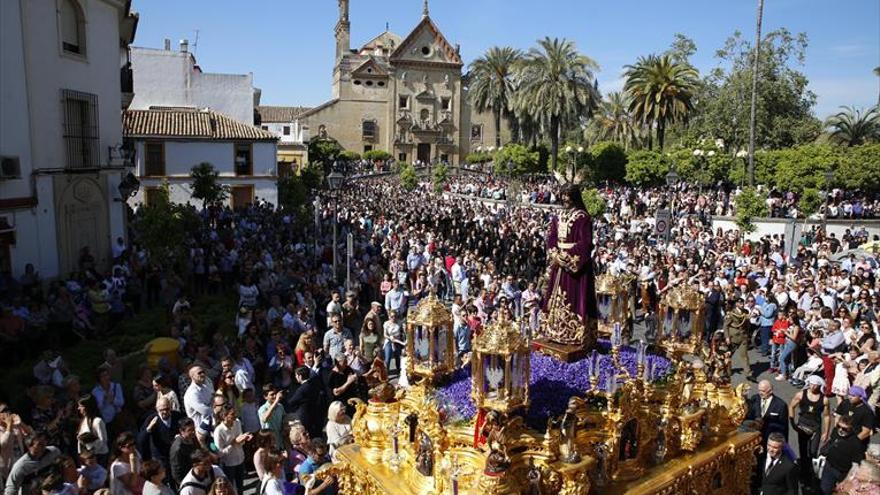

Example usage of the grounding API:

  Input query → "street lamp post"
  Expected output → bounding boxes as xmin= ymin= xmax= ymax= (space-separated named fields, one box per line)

xmin=665 ymin=169 xmax=680 ymax=242
xmin=327 ymin=170 xmax=345 ymax=282
xmin=735 ymin=150 xmax=748 ymax=187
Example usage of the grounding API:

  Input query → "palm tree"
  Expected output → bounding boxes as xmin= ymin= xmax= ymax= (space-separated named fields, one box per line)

xmin=593 ymin=91 xmax=638 ymax=149
xmin=824 ymin=106 xmax=880 ymax=146
xmin=623 ymin=54 xmax=698 ymax=150
xmin=468 ymin=46 xmax=522 ymax=148
xmin=515 ymin=37 xmax=600 ymax=173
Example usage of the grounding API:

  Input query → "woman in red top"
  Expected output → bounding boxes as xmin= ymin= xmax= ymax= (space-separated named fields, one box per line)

xmin=769 ymin=315 xmax=790 ymax=373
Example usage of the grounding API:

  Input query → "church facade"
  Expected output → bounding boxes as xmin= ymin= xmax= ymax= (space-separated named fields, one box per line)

xmin=299 ymin=0 xmax=509 ymax=165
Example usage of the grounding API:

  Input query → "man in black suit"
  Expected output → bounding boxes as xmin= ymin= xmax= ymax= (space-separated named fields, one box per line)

xmin=137 ymin=396 xmax=184 ymax=470
xmin=757 ymin=432 xmax=798 ymax=495
xmin=746 ymin=380 xmax=789 ymax=444
xmin=288 ymin=366 xmax=325 ymax=439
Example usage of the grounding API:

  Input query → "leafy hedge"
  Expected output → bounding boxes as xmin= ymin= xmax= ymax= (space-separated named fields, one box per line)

xmin=622 ymin=144 xmax=880 ymax=192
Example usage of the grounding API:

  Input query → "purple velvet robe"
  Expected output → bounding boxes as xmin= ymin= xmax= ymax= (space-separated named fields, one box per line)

xmin=543 ymin=209 xmax=598 ymax=337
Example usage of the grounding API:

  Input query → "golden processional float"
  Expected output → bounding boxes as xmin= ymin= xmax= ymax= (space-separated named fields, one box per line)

xmin=324 ymin=291 xmax=760 ymax=495
xmin=595 ymin=273 xmax=635 ymax=342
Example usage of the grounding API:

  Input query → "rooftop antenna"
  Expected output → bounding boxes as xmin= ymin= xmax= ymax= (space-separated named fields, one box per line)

xmin=386 ymin=21 xmax=390 ymax=31
xmin=192 ymin=29 xmax=200 ymax=54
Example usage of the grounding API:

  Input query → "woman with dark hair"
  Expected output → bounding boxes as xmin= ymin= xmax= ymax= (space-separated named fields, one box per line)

xmin=76 ymin=394 xmax=109 ymax=465
xmin=152 ymin=374 xmax=180 ymax=412
xmin=109 ymin=432 xmax=142 ymax=495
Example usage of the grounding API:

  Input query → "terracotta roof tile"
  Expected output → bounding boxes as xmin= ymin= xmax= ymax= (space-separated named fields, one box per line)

xmin=256 ymin=105 xmax=312 ymax=123
xmin=123 ymin=108 xmax=276 ymax=141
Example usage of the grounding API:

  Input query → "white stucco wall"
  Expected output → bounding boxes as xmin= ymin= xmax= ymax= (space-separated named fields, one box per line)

xmin=1 ymin=0 xmax=127 ymax=278
xmin=262 ymin=122 xmax=308 ymax=145
xmin=132 ymin=178 xmax=278 ymax=209
xmin=130 ymin=47 xmax=257 ymax=125
xmin=131 ymin=139 xmax=278 ymax=207
xmin=0 ymin=0 xmax=33 ymax=199
xmin=134 ymin=140 xmax=277 ymax=177
xmin=710 ymin=217 xmax=880 ymax=242
xmin=5 ymin=177 xmax=60 ymax=278
xmin=23 ymin=0 xmax=124 ymax=172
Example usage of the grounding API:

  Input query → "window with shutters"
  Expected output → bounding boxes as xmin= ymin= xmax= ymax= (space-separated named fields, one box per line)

xmin=144 ymin=141 xmax=165 ymax=176
xmin=234 ymin=143 xmax=253 ymax=176
xmin=61 ymin=89 xmax=99 ymax=169
xmin=59 ymin=0 xmax=86 ymax=57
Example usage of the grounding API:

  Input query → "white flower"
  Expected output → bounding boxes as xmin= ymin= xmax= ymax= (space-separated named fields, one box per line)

xmin=577 ymin=146 xmax=584 ymax=153
xmin=707 ymin=150 xmax=716 ymax=157
xmin=735 ymin=150 xmax=748 ymax=158
xmin=693 ymin=149 xmax=703 ymax=157
xmin=714 ymin=138 xmax=725 ymax=149
xmin=565 ymin=145 xmax=573 ymax=153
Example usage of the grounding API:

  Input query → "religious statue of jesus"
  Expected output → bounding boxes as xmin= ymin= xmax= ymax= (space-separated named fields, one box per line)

xmin=537 ymin=186 xmax=598 ymax=356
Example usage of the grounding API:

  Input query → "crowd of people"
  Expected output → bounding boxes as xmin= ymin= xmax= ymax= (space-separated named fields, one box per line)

xmin=0 ymin=169 xmax=879 ymax=495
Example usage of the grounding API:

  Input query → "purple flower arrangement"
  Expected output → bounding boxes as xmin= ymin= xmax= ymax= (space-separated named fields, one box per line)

xmin=434 ymin=342 xmax=672 ymax=431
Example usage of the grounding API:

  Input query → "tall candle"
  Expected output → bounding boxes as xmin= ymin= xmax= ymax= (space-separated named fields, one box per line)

xmin=392 ymin=436 xmax=399 ymax=454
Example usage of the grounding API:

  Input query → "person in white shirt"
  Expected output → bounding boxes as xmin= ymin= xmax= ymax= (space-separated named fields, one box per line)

xmin=324 ymin=401 xmax=352 ymax=457
xmin=212 ymin=405 xmax=252 ymax=494
xmin=183 ymin=366 xmax=213 ymax=427
xmin=178 ymin=449 xmax=225 ymax=495
xmin=258 ymin=453 xmax=286 ymax=495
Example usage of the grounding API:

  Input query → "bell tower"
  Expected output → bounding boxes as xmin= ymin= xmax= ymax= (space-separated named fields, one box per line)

xmin=335 ymin=0 xmax=351 ymax=62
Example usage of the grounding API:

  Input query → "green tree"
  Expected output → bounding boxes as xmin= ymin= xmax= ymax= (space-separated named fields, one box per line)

xmin=492 ymin=143 xmax=539 ymax=176
xmin=469 ymin=46 xmax=522 ymax=148
xmin=798 ymin=188 xmax=822 ymax=222
xmin=189 ymin=162 xmax=227 ymax=208
xmin=824 ymin=106 xmax=880 ymax=146
xmin=338 ymin=150 xmax=361 ymax=163
xmin=363 ymin=149 xmax=393 ymax=162
xmin=581 ymin=188 xmax=607 ymax=217
xmin=515 ymin=37 xmax=600 ymax=173
xmin=432 ymin=164 xmax=449 ymax=193
xmin=590 ymin=92 xmax=639 ymax=150
xmin=399 ymin=163 xmax=417 ymax=191
xmin=836 ymin=144 xmax=880 ymax=192
xmin=773 ymin=145 xmax=841 ymax=192
xmin=308 ymin=139 xmax=343 ymax=172
xmin=688 ymin=29 xmax=821 ymax=156
xmin=624 ymin=54 xmax=699 ymax=150
xmin=134 ymin=182 xmax=201 ymax=268
xmin=734 ymin=187 xmax=769 ymax=234
xmin=465 ymin=152 xmax=492 ymax=164
xmin=277 ymin=175 xmax=309 ymax=213
xmin=277 ymin=162 xmax=324 ymax=213
xmin=664 ymin=33 xmax=698 ymax=64
xmin=590 ymin=141 xmax=628 ymax=183
xmin=624 ymin=150 xmax=671 ymax=186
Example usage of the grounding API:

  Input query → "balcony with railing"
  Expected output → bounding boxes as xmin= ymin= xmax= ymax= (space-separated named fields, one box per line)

xmin=121 ymin=64 xmax=134 ymax=109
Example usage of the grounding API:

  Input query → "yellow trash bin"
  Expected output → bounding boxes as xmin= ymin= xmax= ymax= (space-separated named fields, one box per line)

xmin=146 ymin=337 xmax=180 ymax=370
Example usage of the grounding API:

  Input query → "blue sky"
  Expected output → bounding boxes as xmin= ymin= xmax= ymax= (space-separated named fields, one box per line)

xmin=132 ymin=0 xmax=879 ymax=118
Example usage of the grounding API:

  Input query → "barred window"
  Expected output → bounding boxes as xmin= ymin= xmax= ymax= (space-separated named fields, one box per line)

xmin=362 ymin=120 xmax=377 ymax=140
xmin=62 ymin=89 xmax=99 ymax=169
